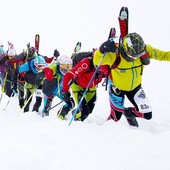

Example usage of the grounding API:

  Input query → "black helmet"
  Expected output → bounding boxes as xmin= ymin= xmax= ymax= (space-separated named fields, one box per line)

xmin=120 ymin=32 xmax=146 ymax=59
xmin=28 ymin=47 xmax=36 ymax=56
xmin=27 ymin=47 xmax=36 ymax=61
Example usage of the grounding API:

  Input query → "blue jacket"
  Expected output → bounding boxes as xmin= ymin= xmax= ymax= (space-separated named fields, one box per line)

xmin=18 ymin=59 xmax=43 ymax=86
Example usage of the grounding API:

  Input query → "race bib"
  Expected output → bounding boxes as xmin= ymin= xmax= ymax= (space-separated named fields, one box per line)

xmin=134 ymin=89 xmax=152 ymax=113
xmin=35 ymin=89 xmax=42 ymax=97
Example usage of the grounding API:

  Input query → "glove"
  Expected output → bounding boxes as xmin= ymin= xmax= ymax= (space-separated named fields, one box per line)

xmin=99 ymin=65 xmax=111 ymax=76
xmin=99 ymin=40 xmax=116 ymax=53
xmin=53 ymin=49 xmax=60 ymax=59
xmin=140 ymin=52 xmax=150 ymax=65
xmin=95 ymin=69 xmax=102 ymax=80
xmin=87 ymin=51 xmax=93 ymax=57
xmin=43 ymin=67 xmax=53 ymax=81
xmin=43 ymin=56 xmax=53 ymax=64
xmin=62 ymin=92 xmax=75 ymax=109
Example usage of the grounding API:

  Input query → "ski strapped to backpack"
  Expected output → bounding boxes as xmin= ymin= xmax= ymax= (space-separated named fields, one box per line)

xmin=108 ymin=27 xmax=117 ymax=41
xmin=118 ymin=7 xmax=129 ymax=37
xmin=102 ymin=8 xmax=129 ymax=89
xmin=111 ymin=7 xmax=129 ymax=69
xmin=74 ymin=42 xmax=81 ymax=53
xmin=0 ymin=72 xmax=8 ymax=105
xmin=35 ymin=34 xmax=40 ymax=53
xmin=71 ymin=42 xmax=81 ymax=59
xmin=108 ymin=27 xmax=121 ymax=69
xmin=118 ymin=7 xmax=139 ymax=127
xmin=73 ymin=28 xmax=119 ymax=69
xmin=102 ymin=27 xmax=121 ymax=90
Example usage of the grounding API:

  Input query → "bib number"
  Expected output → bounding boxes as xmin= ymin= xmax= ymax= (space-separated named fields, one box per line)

xmin=134 ymin=89 xmax=152 ymax=113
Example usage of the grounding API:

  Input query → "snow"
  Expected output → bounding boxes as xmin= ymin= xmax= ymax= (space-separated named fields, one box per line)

xmin=1 ymin=0 xmax=170 ymax=170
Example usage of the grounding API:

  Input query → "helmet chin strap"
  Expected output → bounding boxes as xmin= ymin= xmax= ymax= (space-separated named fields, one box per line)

xmin=120 ymin=47 xmax=133 ymax=62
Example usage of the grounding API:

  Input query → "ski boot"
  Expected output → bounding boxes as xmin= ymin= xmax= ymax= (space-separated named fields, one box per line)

xmin=19 ymin=98 xmax=25 ymax=108
xmin=57 ymin=105 xmax=70 ymax=120
xmin=32 ymin=105 xmax=39 ymax=112
xmin=24 ymin=105 xmax=29 ymax=113
xmin=72 ymin=109 xmax=82 ymax=121
xmin=42 ymin=99 xmax=52 ymax=117
xmin=32 ymin=97 xmax=42 ymax=113
xmin=123 ymin=107 xmax=139 ymax=127
xmin=58 ymin=115 xmax=65 ymax=120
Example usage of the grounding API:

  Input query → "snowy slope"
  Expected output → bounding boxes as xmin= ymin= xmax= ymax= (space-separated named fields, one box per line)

xmin=0 ymin=60 xmax=170 ymax=170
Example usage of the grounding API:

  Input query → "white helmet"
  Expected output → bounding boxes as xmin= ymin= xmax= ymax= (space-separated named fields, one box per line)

xmin=7 ymin=49 xmax=16 ymax=56
xmin=57 ymin=55 xmax=72 ymax=75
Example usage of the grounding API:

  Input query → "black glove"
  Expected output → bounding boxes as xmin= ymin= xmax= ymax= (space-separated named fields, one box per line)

xmin=53 ymin=49 xmax=60 ymax=59
xmin=99 ymin=40 xmax=116 ymax=53
xmin=62 ymin=92 xmax=75 ymax=109
xmin=95 ymin=69 xmax=102 ymax=80
xmin=87 ymin=51 xmax=93 ymax=57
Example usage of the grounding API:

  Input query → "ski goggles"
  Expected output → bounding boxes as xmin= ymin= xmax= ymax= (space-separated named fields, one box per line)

xmin=59 ymin=64 xmax=72 ymax=74
xmin=8 ymin=56 xmax=14 ymax=59
xmin=125 ymin=50 xmax=148 ymax=59
xmin=35 ymin=64 xmax=46 ymax=70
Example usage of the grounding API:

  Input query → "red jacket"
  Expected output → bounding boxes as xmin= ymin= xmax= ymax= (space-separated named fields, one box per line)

xmin=62 ymin=58 xmax=103 ymax=92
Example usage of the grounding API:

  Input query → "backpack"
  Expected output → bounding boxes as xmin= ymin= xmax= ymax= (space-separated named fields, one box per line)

xmin=111 ymin=53 xmax=121 ymax=69
xmin=72 ymin=52 xmax=93 ymax=67
xmin=73 ymin=51 xmax=121 ymax=70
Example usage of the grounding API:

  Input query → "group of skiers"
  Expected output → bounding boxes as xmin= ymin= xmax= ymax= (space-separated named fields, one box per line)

xmin=0 ymin=42 xmax=102 ymax=122
xmin=1 ymin=31 xmax=170 ymax=128
xmin=1 ymin=6 xmax=170 ymax=127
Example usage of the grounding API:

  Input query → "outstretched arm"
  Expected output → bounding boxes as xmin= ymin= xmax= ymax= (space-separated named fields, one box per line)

xmin=146 ymin=44 xmax=170 ymax=61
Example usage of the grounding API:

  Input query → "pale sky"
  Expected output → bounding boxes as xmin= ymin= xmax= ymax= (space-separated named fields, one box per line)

xmin=1 ymin=0 xmax=170 ymax=56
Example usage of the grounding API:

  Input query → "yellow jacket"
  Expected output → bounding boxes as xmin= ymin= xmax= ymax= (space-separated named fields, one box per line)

xmin=93 ymin=45 xmax=170 ymax=91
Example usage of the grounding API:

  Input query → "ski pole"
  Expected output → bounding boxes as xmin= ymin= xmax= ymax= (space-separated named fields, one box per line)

xmin=71 ymin=42 xmax=81 ymax=59
xmin=21 ymin=73 xmax=45 ymax=111
xmin=69 ymin=52 xmax=107 ymax=126
xmin=3 ymin=98 xmax=11 ymax=111
xmin=0 ymin=93 xmax=2 ymax=105
xmin=2 ymin=88 xmax=18 ymax=111
xmin=14 ymin=90 xmax=35 ymax=120
xmin=49 ymin=101 xmax=63 ymax=111
xmin=21 ymin=90 xmax=34 ymax=111
xmin=0 ymin=72 xmax=8 ymax=105
xmin=100 ymin=27 xmax=116 ymax=92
